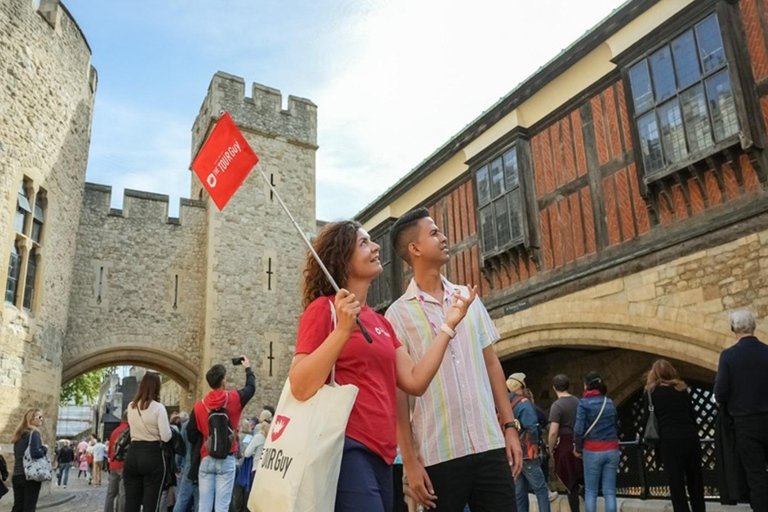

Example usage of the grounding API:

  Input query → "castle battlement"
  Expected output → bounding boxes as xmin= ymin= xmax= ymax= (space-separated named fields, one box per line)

xmin=191 ymin=72 xmax=317 ymax=158
xmin=83 ymin=183 xmax=206 ymax=226
xmin=37 ymin=0 xmax=98 ymax=94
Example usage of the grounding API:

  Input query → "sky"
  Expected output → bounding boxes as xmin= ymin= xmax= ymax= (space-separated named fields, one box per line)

xmin=65 ymin=0 xmax=627 ymax=220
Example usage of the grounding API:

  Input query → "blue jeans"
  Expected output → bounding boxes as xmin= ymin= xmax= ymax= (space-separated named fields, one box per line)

xmin=57 ymin=462 xmax=71 ymax=486
xmin=198 ymin=455 xmax=236 ymax=512
xmin=515 ymin=459 xmax=551 ymax=512
xmin=173 ymin=471 xmax=199 ymax=512
xmin=583 ymin=449 xmax=620 ymax=512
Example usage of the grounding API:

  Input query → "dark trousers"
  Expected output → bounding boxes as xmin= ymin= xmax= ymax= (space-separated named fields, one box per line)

xmin=425 ymin=448 xmax=517 ymax=512
xmin=123 ymin=441 xmax=167 ymax=512
xmin=393 ymin=464 xmax=408 ymax=512
xmin=335 ymin=437 xmax=393 ymax=512
xmin=735 ymin=414 xmax=768 ymax=512
xmin=11 ymin=475 xmax=41 ymax=512
xmin=658 ymin=437 xmax=705 ymax=512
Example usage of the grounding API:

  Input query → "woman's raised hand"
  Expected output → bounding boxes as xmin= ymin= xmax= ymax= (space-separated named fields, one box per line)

xmin=334 ymin=288 xmax=361 ymax=335
xmin=445 ymin=285 xmax=477 ymax=331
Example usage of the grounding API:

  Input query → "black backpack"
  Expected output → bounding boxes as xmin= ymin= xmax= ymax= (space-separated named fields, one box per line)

xmin=112 ymin=427 xmax=131 ymax=463
xmin=203 ymin=394 xmax=234 ymax=460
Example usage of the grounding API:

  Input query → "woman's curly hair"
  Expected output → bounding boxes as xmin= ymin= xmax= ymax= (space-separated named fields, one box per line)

xmin=302 ymin=220 xmax=361 ymax=308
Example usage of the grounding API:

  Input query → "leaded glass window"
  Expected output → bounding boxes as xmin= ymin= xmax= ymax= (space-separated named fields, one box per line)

xmin=627 ymin=13 xmax=739 ymax=179
xmin=475 ymin=147 xmax=524 ymax=255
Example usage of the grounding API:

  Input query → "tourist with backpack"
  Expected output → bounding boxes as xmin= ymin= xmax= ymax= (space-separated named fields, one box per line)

xmin=187 ymin=356 xmax=255 ymax=512
xmin=507 ymin=373 xmax=551 ymax=512
xmin=123 ymin=372 xmax=173 ymax=512
xmin=105 ymin=411 xmax=129 ymax=512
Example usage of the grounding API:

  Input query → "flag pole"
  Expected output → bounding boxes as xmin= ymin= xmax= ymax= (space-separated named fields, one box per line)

xmin=256 ymin=167 xmax=374 ymax=344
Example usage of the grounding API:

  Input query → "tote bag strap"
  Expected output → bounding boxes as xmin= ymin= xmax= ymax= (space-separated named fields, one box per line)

xmin=329 ymin=299 xmax=338 ymax=386
xmin=646 ymin=389 xmax=654 ymax=412
xmin=584 ymin=396 xmax=607 ymax=439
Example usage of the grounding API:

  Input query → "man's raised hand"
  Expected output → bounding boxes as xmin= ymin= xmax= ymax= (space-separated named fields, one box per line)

xmin=445 ymin=285 xmax=478 ymax=331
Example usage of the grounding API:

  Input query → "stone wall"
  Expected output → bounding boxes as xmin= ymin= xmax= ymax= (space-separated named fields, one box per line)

xmin=495 ymin=229 xmax=768 ymax=372
xmin=191 ymin=72 xmax=317 ymax=417
xmin=64 ymin=185 xmax=207 ymax=401
xmin=0 ymin=0 xmax=96 ymax=445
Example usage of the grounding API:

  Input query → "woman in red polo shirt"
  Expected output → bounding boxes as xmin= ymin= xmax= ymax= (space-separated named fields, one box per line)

xmin=290 ymin=220 xmax=475 ymax=512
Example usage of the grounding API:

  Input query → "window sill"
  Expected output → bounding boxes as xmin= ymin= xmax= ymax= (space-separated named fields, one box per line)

xmin=643 ymin=135 xmax=742 ymax=185
xmin=4 ymin=302 xmax=34 ymax=322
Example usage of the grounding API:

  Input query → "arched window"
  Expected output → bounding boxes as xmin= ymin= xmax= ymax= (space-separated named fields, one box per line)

xmin=5 ymin=178 xmax=45 ymax=312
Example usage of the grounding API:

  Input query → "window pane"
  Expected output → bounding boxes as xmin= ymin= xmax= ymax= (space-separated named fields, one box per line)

xmin=629 ymin=61 xmax=654 ymax=114
xmin=671 ymin=30 xmax=701 ymax=89
xmin=33 ymin=203 xmax=44 ymax=223
xmin=650 ymin=47 xmax=677 ymax=103
xmin=23 ymin=253 xmax=36 ymax=311
xmin=637 ymin=112 xmax=665 ymax=175
xmin=508 ymin=188 xmax=523 ymax=242
xmin=705 ymin=70 xmax=739 ymax=142
xmin=480 ymin=205 xmax=495 ymax=251
xmin=495 ymin=198 xmax=511 ymax=248
xmin=503 ymin=148 xmax=519 ymax=190
xmin=17 ymin=185 xmax=31 ymax=213
xmin=696 ymin=14 xmax=726 ymax=74
xmin=489 ymin=157 xmax=504 ymax=198
xmin=680 ymin=84 xmax=714 ymax=153
xmin=15 ymin=210 xmax=25 ymax=234
xmin=658 ymin=98 xmax=688 ymax=164
xmin=476 ymin=166 xmax=490 ymax=206
xmin=31 ymin=221 xmax=42 ymax=244
xmin=5 ymin=245 xmax=20 ymax=304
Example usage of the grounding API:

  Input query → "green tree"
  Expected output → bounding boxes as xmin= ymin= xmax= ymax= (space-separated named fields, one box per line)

xmin=60 ymin=367 xmax=115 ymax=406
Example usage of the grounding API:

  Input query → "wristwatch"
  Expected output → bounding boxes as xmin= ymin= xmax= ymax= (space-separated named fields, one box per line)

xmin=503 ymin=421 xmax=518 ymax=432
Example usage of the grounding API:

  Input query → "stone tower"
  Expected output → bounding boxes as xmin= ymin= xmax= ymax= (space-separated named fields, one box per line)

xmin=0 ymin=0 xmax=96 ymax=444
xmin=191 ymin=72 xmax=317 ymax=413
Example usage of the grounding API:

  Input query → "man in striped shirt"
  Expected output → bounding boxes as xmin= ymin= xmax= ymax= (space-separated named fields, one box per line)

xmin=386 ymin=207 xmax=523 ymax=511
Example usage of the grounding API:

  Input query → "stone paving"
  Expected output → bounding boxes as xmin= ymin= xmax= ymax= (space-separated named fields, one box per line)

xmin=0 ymin=469 xmax=107 ymax=512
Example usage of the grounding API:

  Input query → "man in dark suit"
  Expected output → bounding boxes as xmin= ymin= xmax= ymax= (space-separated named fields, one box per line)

xmin=715 ymin=310 xmax=768 ymax=512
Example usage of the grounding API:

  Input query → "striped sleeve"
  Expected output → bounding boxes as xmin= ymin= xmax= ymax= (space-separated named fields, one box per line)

xmin=384 ymin=302 xmax=411 ymax=353
xmin=471 ymin=295 xmax=500 ymax=348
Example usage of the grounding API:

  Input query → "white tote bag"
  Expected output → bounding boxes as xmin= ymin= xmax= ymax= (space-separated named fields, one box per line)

xmin=249 ymin=302 xmax=358 ymax=512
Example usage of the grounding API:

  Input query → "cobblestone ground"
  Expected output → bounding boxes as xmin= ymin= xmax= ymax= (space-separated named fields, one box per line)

xmin=0 ymin=469 xmax=108 ymax=512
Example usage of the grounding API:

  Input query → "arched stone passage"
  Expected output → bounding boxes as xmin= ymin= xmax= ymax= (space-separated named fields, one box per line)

xmin=62 ymin=345 xmax=198 ymax=395
xmin=495 ymin=321 xmax=723 ymax=372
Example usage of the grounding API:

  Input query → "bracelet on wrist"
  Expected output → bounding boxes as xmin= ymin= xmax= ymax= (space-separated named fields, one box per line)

xmin=440 ymin=324 xmax=456 ymax=339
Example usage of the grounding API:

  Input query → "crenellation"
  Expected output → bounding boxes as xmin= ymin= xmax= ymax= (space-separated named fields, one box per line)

xmin=192 ymin=72 xmax=318 ymax=156
xmin=251 ymin=82 xmax=282 ymax=112
xmin=82 ymin=183 xmax=206 ymax=226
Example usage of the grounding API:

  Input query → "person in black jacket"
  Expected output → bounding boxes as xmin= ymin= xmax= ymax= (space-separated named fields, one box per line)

xmin=645 ymin=359 xmax=704 ymax=512
xmin=715 ymin=310 xmax=768 ymax=512
xmin=12 ymin=408 xmax=48 ymax=512
xmin=55 ymin=440 xmax=74 ymax=488
xmin=0 ymin=447 xmax=9 ymax=501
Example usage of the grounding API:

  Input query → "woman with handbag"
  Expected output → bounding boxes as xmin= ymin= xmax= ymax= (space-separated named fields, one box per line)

xmin=574 ymin=372 xmax=620 ymax=512
xmin=289 ymin=220 xmax=477 ymax=512
xmin=645 ymin=359 xmax=705 ymax=512
xmin=11 ymin=408 xmax=48 ymax=512
xmin=123 ymin=372 xmax=172 ymax=512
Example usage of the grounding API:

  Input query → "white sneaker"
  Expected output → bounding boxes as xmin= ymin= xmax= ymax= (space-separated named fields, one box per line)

xmin=549 ymin=491 xmax=558 ymax=502
xmin=63 ymin=485 xmax=67 ymax=489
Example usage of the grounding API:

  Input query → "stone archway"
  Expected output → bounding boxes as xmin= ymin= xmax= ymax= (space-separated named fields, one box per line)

xmin=61 ymin=345 xmax=198 ymax=398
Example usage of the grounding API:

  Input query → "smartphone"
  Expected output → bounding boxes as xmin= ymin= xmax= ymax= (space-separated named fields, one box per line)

xmin=231 ymin=357 xmax=244 ymax=366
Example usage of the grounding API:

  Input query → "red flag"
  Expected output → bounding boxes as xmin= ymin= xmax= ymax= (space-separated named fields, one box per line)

xmin=191 ymin=112 xmax=260 ymax=210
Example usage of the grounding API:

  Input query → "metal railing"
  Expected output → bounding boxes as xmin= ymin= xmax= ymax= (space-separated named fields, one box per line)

xmin=616 ymin=437 xmax=718 ymax=500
